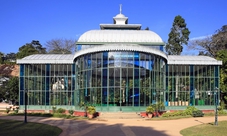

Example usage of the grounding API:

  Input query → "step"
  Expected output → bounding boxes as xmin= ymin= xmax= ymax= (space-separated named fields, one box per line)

xmin=97 ymin=112 xmax=143 ymax=119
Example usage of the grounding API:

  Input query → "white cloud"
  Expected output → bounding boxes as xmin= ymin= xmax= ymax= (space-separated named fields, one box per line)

xmin=190 ymin=35 xmax=212 ymax=41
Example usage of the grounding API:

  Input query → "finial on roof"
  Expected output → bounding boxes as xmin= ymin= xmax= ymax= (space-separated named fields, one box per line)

xmin=120 ymin=4 xmax=122 ymax=14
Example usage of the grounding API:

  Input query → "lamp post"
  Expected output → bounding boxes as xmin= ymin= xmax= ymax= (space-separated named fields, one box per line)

xmin=24 ymin=89 xmax=28 ymax=123
xmin=214 ymin=87 xmax=218 ymax=126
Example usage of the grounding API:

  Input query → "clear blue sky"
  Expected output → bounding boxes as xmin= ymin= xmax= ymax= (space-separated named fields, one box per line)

xmin=0 ymin=0 xmax=226 ymax=55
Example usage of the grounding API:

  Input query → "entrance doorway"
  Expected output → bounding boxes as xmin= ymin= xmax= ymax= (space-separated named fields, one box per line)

xmin=108 ymin=68 xmax=133 ymax=111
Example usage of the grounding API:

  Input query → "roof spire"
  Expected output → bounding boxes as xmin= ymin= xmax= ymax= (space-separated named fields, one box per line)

xmin=120 ymin=4 xmax=122 ymax=14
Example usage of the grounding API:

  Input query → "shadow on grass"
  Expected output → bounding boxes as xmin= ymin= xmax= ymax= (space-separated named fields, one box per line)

xmin=0 ymin=119 xmax=62 ymax=136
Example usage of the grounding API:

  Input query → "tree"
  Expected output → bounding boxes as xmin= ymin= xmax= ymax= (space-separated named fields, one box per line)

xmin=213 ymin=25 xmax=227 ymax=50
xmin=31 ymin=40 xmax=47 ymax=54
xmin=0 ymin=52 xmax=4 ymax=64
xmin=16 ymin=40 xmax=46 ymax=59
xmin=165 ymin=15 xmax=190 ymax=55
xmin=188 ymin=25 xmax=227 ymax=57
xmin=2 ymin=77 xmax=19 ymax=104
xmin=45 ymin=38 xmax=77 ymax=54
xmin=5 ymin=53 xmax=16 ymax=63
xmin=189 ymin=36 xmax=215 ymax=57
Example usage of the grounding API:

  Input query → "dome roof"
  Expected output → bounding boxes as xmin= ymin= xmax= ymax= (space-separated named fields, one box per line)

xmin=77 ymin=30 xmax=164 ymax=45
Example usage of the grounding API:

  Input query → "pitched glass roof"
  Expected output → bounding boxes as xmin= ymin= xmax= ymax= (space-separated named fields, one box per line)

xmin=17 ymin=54 xmax=74 ymax=64
xmin=168 ymin=55 xmax=222 ymax=65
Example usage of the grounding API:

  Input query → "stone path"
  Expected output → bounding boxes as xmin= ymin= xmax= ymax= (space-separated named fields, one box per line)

xmin=0 ymin=115 xmax=227 ymax=136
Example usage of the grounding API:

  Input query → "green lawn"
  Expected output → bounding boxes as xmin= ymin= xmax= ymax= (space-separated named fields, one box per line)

xmin=180 ymin=121 xmax=227 ymax=136
xmin=0 ymin=119 xmax=62 ymax=136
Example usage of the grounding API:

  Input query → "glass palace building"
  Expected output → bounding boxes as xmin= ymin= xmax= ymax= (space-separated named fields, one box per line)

xmin=17 ymin=12 xmax=222 ymax=112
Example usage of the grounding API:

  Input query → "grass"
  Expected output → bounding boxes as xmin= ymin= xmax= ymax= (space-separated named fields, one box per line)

xmin=0 ymin=119 xmax=62 ymax=136
xmin=180 ymin=121 xmax=227 ymax=136
xmin=148 ymin=115 xmax=193 ymax=120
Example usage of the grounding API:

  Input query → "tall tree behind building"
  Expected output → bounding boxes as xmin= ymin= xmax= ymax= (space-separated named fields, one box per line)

xmin=16 ymin=40 xmax=46 ymax=59
xmin=165 ymin=15 xmax=190 ymax=55
xmin=45 ymin=38 xmax=77 ymax=54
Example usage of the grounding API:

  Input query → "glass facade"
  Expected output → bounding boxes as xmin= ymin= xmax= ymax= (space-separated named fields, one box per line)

xmin=19 ymin=64 xmax=75 ymax=108
xmin=19 ymin=54 xmax=220 ymax=111
xmin=166 ymin=65 xmax=220 ymax=108
xmin=74 ymin=51 xmax=166 ymax=111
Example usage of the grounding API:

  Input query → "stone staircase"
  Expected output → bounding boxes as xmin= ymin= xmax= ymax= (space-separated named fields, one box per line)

xmin=97 ymin=112 xmax=144 ymax=120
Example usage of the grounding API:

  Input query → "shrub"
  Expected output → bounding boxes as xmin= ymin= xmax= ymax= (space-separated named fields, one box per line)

xmin=184 ymin=106 xmax=198 ymax=116
xmin=69 ymin=110 xmax=74 ymax=115
xmin=14 ymin=109 xmax=18 ymax=114
xmin=192 ymin=110 xmax=204 ymax=117
xmin=162 ymin=112 xmax=172 ymax=117
xmin=57 ymin=108 xmax=66 ymax=114
xmin=162 ymin=109 xmax=198 ymax=118
xmin=162 ymin=111 xmax=187 ymax=117
xmin=87 ymin=106 xmax=96 ymax=115
xmin=177 ymin=111 xmax=187 ymax=116
xmin=218 ymin=110 xmax=227 ymax=115
xmin=146 ymin=106 xmax=155 ymax=114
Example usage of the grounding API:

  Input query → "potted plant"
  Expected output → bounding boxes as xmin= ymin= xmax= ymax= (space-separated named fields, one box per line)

xmin=146 ymin=105 xmax=155 ymax=118
xmin=87 ymin=106 xmax=96 ymax=119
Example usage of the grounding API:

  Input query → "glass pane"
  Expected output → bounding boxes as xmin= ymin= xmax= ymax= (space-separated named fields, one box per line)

xmin=134 ymin=69 xmax=139 ymax=87
xmin=115 ymin=68 xmax=120 ymax=86
xmin=109 ymin=68 xmax=114 ymax=87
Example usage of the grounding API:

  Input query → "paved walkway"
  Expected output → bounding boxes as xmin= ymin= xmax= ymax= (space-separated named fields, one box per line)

xmin=0 ymin=115 xmax=227 ymax=136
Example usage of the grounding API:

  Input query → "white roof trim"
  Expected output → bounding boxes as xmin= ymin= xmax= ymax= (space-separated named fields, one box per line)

xmin=73 ymin=44 xmax=167 ymax=60
xmin=168 ymin=55 xmax=222 ymax=65
xmin=77 ymin=30 xmax=164 ymax=44
xmin=17 ymin=54 xmax=74 ymax=64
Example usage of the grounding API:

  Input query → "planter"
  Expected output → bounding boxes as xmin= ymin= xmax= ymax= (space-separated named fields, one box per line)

xmin=86 ymin=106 xmax=96 ymax=118
xmin=148 ymin=113 xmax=153 ymax=118
xmin=174 ymin=101 xmax=178 ymax=106
xmin=87 ymin=114 xmax=93 ymax=119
